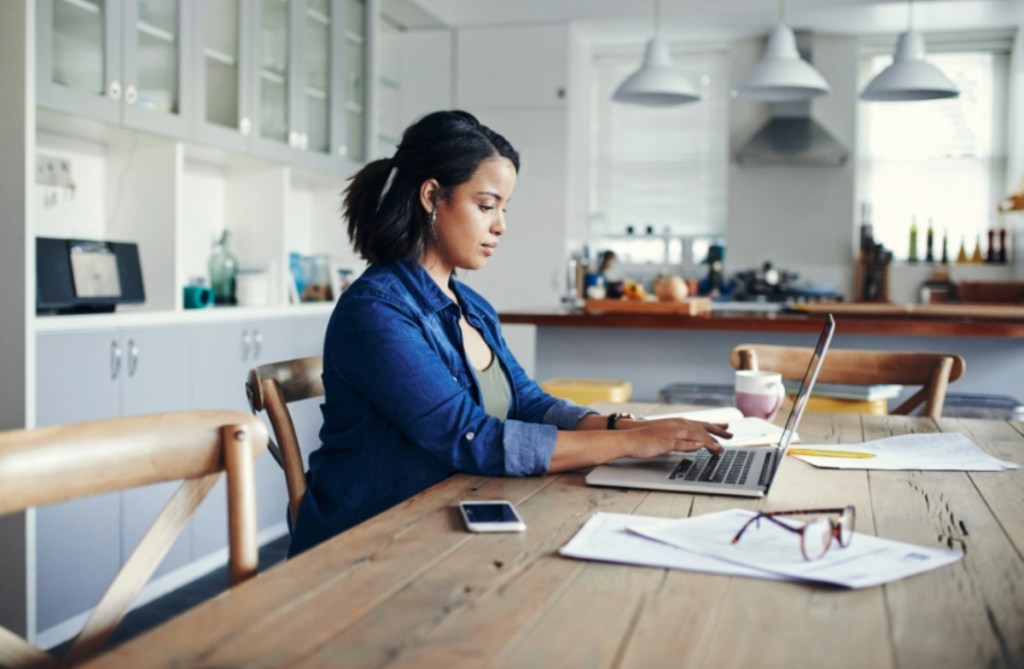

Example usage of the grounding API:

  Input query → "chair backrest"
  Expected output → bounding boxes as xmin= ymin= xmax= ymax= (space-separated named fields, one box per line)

xmin=0 ymin=410 xmax=267 ymax=668
xmin=245 ymin=355 xmax=323 ymax=527
xmin=730 ymin=345 xmax=966 ymax=420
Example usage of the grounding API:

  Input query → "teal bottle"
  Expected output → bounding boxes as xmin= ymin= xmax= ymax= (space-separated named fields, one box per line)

xmin=208 ymin=231 xmax=238 ymax=305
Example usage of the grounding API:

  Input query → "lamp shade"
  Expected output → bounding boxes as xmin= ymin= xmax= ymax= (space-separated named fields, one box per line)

xmin=860 ymin=30 xmax=959 ymax=101
xmin=735 ymin=24 xmax=830 ymax=102
xmin=613 ymin=37 xmax=700 ymax=106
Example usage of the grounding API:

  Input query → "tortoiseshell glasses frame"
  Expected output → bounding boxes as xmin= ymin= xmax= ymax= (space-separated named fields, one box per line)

xmin=731 ymin=506 xmax=856 ymax=561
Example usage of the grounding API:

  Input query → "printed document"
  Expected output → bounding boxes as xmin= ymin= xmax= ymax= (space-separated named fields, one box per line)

xmin=559 ymin=511 xmax=782 ymax=579
xmin=641 ymin=407 xmax=793 ymax=447
xmin=630 ymin=508 xmax=964 ymax=589
xmin=792 ymin=432 xmax=1019 ymax=471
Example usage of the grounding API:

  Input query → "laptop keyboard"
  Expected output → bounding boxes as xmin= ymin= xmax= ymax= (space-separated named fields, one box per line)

xmin=669 ymin=449 xmax=754 ymax=485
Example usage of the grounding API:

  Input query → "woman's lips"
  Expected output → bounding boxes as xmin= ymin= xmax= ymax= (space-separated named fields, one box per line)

xmin=482 ymin=243 xmax=498 ymax=257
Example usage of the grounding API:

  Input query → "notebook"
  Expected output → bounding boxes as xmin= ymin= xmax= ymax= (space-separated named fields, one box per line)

xmin=585 ymin=314 xmax=835 ymax=498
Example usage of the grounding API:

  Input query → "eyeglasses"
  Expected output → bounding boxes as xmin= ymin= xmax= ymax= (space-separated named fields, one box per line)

xmin=731 ymin=506 xmax=856 ymax=561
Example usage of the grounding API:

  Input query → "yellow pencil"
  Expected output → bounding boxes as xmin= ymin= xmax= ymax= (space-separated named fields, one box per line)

xmin=788 ymin=448 xmax=876 ymax=459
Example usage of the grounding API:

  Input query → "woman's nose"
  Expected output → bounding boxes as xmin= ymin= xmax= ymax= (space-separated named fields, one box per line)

xmin=493 ymin=211 xmax=507 ymax=236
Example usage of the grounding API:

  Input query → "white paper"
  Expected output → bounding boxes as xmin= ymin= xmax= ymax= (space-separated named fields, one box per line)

xmin=641 ymin=408 xmax=795 ymax=447
xmin=793 ymin=432 xmax=1020 ymax=471
xmin=630 ymin=508 xmax=964 ymax=589
xmin=558 ymin=511 xmax=782 ymax=579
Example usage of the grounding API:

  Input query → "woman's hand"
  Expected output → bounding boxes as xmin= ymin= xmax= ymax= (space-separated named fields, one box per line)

xmin=620 ymin=419 xmax=730 ymax=459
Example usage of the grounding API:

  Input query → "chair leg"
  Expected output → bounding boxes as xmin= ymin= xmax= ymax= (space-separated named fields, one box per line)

xmin=224 ymin=424 xmax=258 ymax=587
xmin=926 ymin=357 xmax=954 ymax=420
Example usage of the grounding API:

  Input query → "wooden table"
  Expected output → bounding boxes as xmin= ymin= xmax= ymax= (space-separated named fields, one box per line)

xmin=84 ymin=407 xmax=1024 ymax=669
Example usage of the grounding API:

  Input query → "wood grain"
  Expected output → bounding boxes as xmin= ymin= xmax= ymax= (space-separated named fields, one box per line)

xmin=584 ymin=297 xmax=713 ymax=316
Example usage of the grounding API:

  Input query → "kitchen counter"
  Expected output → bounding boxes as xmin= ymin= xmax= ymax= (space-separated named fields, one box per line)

xmin=499 ymin=304 xmax=1024 ymax=338
xmin=498 ymin=303 xmax=1024 ymax=403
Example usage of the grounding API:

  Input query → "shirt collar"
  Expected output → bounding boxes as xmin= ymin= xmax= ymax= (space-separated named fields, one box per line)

xmin=389 ymin=258 xmax=461 ymax=315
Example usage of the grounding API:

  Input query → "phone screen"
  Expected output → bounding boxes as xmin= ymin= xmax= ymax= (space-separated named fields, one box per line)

xmin=463 ymin=502 xmax=519 ymax=523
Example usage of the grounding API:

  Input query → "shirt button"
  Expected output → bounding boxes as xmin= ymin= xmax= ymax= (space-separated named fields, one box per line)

xmin=465 ymin=432 xmax=475 ymax=441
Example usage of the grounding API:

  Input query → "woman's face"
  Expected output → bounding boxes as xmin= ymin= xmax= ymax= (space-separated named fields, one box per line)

xmin=423 ymin=156 xmax=517 ymax=274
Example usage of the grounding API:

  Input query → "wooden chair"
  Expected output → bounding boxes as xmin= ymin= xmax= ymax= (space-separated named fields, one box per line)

xmin=0 ymin=410 xmax=268 ymax=669
xmin=730 ymin=345 xmax=966 ymax=419
xmin=245 ymin=356 xmax=323 ymax=527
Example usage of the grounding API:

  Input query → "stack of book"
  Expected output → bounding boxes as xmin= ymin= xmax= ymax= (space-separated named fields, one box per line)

xmin=783 ymin=381 xmax=903 ymax=415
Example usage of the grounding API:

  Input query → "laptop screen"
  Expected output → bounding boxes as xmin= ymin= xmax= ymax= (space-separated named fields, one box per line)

xmin=764 ymin=314 xmax=836 ymax=488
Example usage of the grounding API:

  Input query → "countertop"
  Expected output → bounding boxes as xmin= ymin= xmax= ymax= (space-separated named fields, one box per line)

xmin=499 ymin=303 xmax=1024 ymax=338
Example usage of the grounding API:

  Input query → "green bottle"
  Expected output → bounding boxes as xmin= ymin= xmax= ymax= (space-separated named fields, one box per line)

xmin=208 ymin=231 xmax=238 ymax=305
xmin=908 ymin=217 xmax=918 ymax=263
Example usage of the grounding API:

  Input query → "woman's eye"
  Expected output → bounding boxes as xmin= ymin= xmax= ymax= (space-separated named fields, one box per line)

xmin=479 ymin=204 xmax=494 ymax=212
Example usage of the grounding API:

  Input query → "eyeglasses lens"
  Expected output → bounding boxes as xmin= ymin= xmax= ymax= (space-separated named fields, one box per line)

xmin=838 ymin=506 xmax=855 ymax=546
xmin=802 ymin=516 xmax=832 ymax=560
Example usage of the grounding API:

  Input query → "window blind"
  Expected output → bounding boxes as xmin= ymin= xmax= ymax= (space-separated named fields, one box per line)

xmin=589 ymin=47 xmax=729 ymax=242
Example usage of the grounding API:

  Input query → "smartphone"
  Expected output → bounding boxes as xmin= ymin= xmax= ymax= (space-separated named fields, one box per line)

xmin=459 ymin=500 xmax=526 ymax=533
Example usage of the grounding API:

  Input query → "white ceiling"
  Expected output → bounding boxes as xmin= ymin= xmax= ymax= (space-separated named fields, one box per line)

xmin=388 ymin=0 xmax=1024 ymax=41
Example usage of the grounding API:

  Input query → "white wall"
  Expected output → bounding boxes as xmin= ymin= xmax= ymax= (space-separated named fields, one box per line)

xmin=453 ymin=23 xmax=572 ymax=312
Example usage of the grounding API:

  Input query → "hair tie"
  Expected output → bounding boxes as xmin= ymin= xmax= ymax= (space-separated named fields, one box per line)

xmin=376 ymin=158 xmax=398 ymax=211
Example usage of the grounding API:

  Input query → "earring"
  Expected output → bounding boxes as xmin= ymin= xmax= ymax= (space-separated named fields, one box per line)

xmin=429 ymin=209 xmax=437 ymax=227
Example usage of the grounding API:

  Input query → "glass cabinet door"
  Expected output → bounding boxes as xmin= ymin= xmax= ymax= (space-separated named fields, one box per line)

xmin=344 ymin=0 xmax=367 ymax=162
xmin=37 ymin=0 xmax=122 ymax=123
xmin=121 ymin=0 xmax=191 ymax=136
xmin=258 ymin=0 xmax=292 ymax=146
xmin=195 ymin=0 xmax=253 ymax=151
xmin=304 ymin=0 xmax=332 ymax=155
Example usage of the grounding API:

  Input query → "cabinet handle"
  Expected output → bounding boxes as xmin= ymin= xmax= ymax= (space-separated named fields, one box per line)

xmin=239 ymin=117 xmax=251 ymax=135
xmin=337 ymin=144 xmax=347 ymax=157
xmin=126 ymin=339 xmax=140 ymax=378
xmin=110 ymin=341 xmax=122 ymax=379
xmin=288 ymin=131 xmax=300 ymax=148
xmin=125 ymin=85 xmax=138 ymax=105
xmin=108 ymin=80 xmax=122 ymax=100
xmin=253 ymin=330 xmax=263 ymax=360
xmin=299 ymin=133 xmax=309 ymax=151
xmin=241 ymin=330 xmax=252 ymax=361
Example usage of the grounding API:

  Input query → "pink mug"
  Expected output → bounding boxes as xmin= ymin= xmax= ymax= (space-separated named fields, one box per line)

xmin=735 ymin=370 xmax=785 ymax=421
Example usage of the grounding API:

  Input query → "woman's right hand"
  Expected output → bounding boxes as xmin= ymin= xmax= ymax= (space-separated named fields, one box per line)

xmin=620 ymin=419 xmax=730 ymax=459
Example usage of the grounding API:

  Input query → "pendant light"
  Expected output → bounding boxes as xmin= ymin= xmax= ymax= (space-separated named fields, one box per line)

xmin=612 ymin=0 xmax=700 ymax=106
xmin=860 ymin=0 xmax=959 ymax=102
xmin=734 ymin=0 xmax=830 ymax=102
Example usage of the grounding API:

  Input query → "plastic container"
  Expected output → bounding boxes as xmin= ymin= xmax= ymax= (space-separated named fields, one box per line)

xmin=541 ymin=378 xmax=632 ymax=406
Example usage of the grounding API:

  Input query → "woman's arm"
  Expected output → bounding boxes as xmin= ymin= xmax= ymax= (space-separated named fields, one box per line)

xmin=547 ymin=416 xmax=731 ymax=473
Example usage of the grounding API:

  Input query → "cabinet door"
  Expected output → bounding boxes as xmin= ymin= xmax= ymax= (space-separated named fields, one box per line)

xmin=251 ymin=0 xmax=300 ymax=162
xmin=189 ymin=322 xmax=272 ymax=555
xmin=118 ymin=325 xmax=195 ymax=575
xmin=37 ymin=0 xmax=123 ymax=124
xmin=120 ymin=0 xmax=193 ymax=136
xmin=193 ymin=0 xmax=256 ymax=151
xmin=34 ymin=330 xmax=122 ymax=634
xmin=291 ymin=0 xmax=347 ymax=172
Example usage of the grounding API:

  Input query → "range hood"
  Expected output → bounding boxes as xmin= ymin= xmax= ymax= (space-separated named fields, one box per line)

xmin=735 ymin=32 xmax=849 ymax=167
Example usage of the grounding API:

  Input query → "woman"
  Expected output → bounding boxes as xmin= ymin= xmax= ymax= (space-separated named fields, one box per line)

xmin=290 ymin=110 xmax=729 ymax=555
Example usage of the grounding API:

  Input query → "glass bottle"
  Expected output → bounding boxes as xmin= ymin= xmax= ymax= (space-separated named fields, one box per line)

xmin=941 ymin=228 xmax=949 ymax=264
xmin=924 ymin=218 xmax=935 ymax=263
xmin=208 ymin=231 xmax=238 ymax=305
xmin=971 ymin=234 xmax=984 ymax=263
xmin=907 ymin=217 xmax=918 ymax=263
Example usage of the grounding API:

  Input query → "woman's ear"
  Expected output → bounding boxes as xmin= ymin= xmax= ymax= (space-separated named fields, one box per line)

xmin=419 ymin=179 xmax=440 ymax=215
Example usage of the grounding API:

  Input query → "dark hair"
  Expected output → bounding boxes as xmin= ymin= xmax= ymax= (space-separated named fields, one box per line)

xmin=343 ymin=110 xmax=520 ymax=263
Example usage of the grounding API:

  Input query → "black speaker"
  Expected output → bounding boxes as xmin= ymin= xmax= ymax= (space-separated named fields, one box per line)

xmin=36 ymin=237 xmax=145 ymax=315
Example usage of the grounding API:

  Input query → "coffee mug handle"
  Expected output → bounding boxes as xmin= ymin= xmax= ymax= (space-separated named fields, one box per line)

xmin=769 ymin=380 xmax=785 ymax=417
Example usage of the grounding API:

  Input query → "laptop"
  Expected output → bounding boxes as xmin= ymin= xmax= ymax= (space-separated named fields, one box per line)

xmin=585 ymin=314 xmax=836 ymax=498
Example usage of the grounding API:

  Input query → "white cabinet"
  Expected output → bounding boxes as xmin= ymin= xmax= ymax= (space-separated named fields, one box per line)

xmin=190 ymin=314 xmax=328 ymax=555
xmin=37 ymin=0 xmax=194 ymax=137
xmin=34 ymin=324 xmax=192 ymax=634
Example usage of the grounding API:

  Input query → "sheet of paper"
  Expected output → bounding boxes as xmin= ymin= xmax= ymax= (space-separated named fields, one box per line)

xmin=630 ymin=508 xmax=964 ymax=589
xmin=792 ymin=432 xmax=1020 ymax=471
xmin=641 ymin=409 xmax=794 ymax=447
xmin=559 ymin=511 xmax=782 ymax=579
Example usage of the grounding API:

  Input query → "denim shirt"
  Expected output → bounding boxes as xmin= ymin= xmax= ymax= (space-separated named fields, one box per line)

xmin=289 ymin=258 xmax=594 ymax=555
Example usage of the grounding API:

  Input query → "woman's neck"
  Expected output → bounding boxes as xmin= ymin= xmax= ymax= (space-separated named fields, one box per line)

xmin=419 ymin=253 xmax=457 ymax=301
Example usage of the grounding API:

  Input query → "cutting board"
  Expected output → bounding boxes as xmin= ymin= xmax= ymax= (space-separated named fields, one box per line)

xmin=584 ymin=298 xmax=713 ymax=316
xmin=794 ymin=302 xmax=1024 ymax=320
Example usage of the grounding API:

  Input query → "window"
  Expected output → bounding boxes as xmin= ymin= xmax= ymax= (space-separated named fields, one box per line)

xmin=588 ymin=46 xmax=728 ymax=264
xmin=856 ymin=39 xmax=1010 ymax=262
